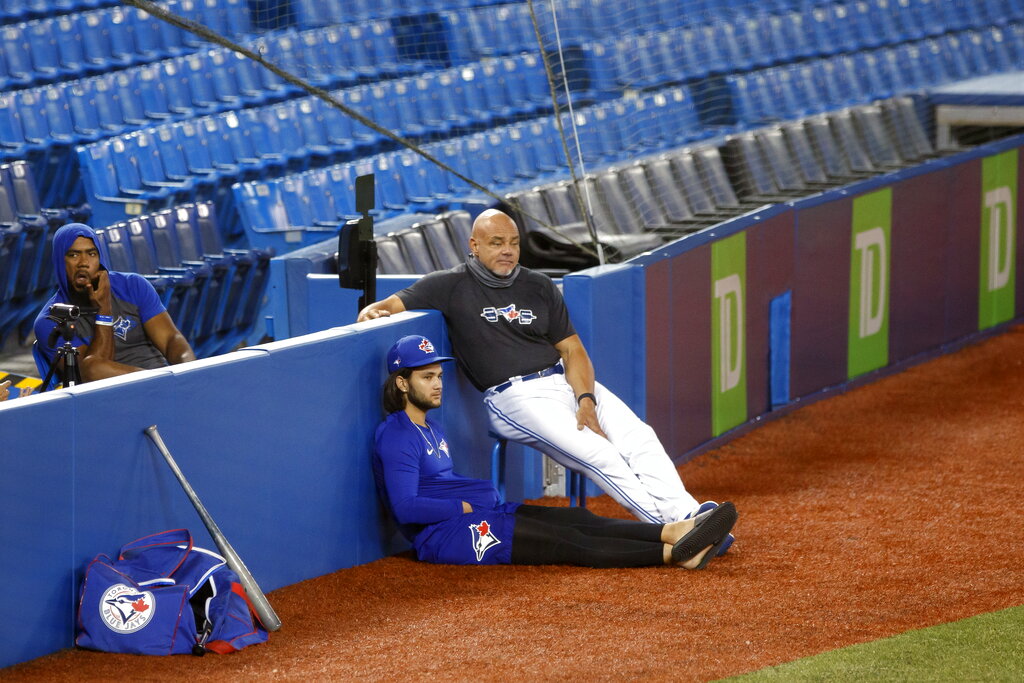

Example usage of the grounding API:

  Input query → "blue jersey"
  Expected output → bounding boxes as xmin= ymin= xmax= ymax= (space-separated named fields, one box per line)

xmin=373 ymin=411 xmax=519 ymax=564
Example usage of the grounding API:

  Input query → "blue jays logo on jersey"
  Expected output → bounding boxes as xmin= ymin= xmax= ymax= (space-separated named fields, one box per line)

xmin=112 ymin=316 xmax=136 ymax=341
xmin=469 ymin=519 xmax=501 ymax=561
xmin=480 ymin=303 xmax=536 ymax=324
xmin=438 ymin=438 xmax=450 ymax=457
xmin=99 ymin=584 xmax=156 ymax=633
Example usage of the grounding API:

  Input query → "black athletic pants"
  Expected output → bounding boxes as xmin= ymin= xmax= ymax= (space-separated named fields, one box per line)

xmin=510 ymin=504 xmax=665 ymax=568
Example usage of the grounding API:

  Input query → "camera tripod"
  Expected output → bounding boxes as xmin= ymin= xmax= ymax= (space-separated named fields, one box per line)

xmin=41 ymin=319 xmax=83 ymax=391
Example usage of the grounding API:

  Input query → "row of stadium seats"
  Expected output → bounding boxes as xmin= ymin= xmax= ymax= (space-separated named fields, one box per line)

xmin=724 ymin=100 xmax=935 ymax=202
xmin=92 ymin=201 xmax=271 ymax=356
xmin=504 ymin=96 xmax=936 ymax=270
xmin=0 ymin=16 xmax=432 ymax=160
xmin=0 ymin=0 xmax=252 ymax=91
xmin=0 ymin=0 xmax=115 ymax=24
xmin=74 ymin=52 xmax=556 ymax=233
xmin=443 ymin=0 xmax=1024 ymax=63
xmin=231 ymin=85 xmax=709 ymax=251
xmin=0 ymin=159 xmax=88 ymax=343
xmin=729 ymin=24 xmax=1024 ymax=126
xmin=375 ymin=210 xmax=472 ymax=274
xmin=289 ymin=0 xmax=512 ymax=28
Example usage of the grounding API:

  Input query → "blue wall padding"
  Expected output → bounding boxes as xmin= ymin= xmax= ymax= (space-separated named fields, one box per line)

xmin=0 ymin=391 xmax=76 ymax=666
xmin=769 ymin=291 xmax=792 ymax=409
xmin=563 ymin=264 xmax=642 ymax=409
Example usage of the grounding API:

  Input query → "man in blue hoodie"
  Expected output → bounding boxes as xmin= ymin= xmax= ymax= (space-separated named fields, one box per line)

xmin=33 ymin=223 xmax=195 ymax=383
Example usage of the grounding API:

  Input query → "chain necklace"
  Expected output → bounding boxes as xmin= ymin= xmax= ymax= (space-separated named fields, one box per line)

xmin=414 ymin=422 xmax=443 ymax=459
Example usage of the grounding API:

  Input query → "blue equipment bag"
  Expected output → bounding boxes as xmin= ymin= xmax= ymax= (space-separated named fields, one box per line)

xmin=76 ymin=529 xmax=269 ymax=655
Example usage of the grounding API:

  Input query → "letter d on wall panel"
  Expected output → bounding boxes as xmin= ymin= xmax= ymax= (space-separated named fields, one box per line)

xmin=979 ymin=149 xmax=1018 ymax=330
xmin=711 ymin=231 xmax=747 ymax=437
xmin=848 ymin=188 xmax=892 ymax=379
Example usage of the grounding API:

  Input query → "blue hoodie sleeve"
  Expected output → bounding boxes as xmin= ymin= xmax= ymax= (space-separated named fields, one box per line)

xmin=375 ymin=421 xmax=465 ymax=526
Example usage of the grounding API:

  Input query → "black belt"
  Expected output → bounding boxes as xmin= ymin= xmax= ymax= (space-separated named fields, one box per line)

xmin=491 ymin=363 xmax=564 ymax=393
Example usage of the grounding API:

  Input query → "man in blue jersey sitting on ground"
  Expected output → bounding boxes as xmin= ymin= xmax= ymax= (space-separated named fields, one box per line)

xmin=373 ymin=334 xmax=738 ymax=569
xmin=34 ymin=223 xmax=195 ymax=384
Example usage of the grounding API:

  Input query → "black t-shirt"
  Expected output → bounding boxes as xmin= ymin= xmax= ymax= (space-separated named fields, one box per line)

xmin=397 ymin=264 xmax=576 ymax=391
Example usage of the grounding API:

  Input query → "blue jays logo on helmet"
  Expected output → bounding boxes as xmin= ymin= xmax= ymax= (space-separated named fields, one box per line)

xmin=469 ymin=519 xmax=501 ymax=562
xmin=387 ymin=335 xmax=455 ymax=370
xmin=480 ymin=304 xmax=535 ymax=324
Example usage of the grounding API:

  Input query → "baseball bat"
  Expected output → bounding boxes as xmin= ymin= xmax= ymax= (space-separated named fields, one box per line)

xmin=144 ymin=424 xmax=282 ymax=632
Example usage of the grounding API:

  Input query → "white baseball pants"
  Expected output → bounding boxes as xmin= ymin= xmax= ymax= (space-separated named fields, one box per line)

xmin=484 ymin=374 xmax=699 ymax=523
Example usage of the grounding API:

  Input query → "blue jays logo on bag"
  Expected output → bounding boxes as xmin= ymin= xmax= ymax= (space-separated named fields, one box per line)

xmin=469 ymin=519 xmax=501 ymax=561
xmin=480 ymin=304 xmax=535 ymax=324
xmin=112 ymin=316 xmax=136 ymax=341
xmin=99 ymin=584 xmax=156 ymax=634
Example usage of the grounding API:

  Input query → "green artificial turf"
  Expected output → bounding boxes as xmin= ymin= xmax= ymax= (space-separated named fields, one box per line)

xmin=724 ymin=606 xmax=1024 ymax=682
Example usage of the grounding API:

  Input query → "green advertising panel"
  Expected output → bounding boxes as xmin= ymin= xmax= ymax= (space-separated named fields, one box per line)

xmin=848 ymin=188 xmax=892 ymax=379
xmin=979 ymin=149 xmax=1018 ymax=330
xmin=711 ymin=232 xmax=747 ymax=436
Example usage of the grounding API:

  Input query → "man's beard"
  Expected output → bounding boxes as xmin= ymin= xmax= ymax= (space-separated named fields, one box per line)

xmin=407 ymin=385 xmax=440 ymax=413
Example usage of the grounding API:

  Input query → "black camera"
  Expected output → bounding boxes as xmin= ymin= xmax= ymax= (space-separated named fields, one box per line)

xmin=48 ymin=303 xmax=81 ymax=321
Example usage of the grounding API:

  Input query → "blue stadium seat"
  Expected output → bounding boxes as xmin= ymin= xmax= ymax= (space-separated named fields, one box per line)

xmin=304 ymin=96 xmax=352 ymax=159
xmin=1006 ymin=23 xmax=1024 ymax=67
xmin=932 ymin=35 xmax=971 ymax=82
xmin=580 ymin=40 xmax=620 ymax=96
xmin=130 ymin=63 xmax=177 ymax=123
xmin=393 ymin=149 xmax=449 ymax=211
xmin=876 ymin=46 xmax=914 ymax=94
xmin=298 ymin=169 xmax=345 ymax=226
xmin=207 ymin=112 xmax=262 ymax=177
xmin=180 ymin=52 xmax=220 ymax=112
xmin=430 ymin=70 xmax=473 ymax=131
xmin=519 ymin=53 xmax=552 ymax=110
xmin=889 ymin=0 xmax=927 ymax=41
xmin=981 ymin=26 xmax=1016 ymax=73
xmin=851 ymin=51 xmax=893 ymax=100
xmin=431 ymin=138 xmax=475 ymax=195
xmin=961 ymin=30 xmax=996 ymax=76
xmin=764 ymin=67 xmax=807 ymax=120
xmin=451 ymin=63 xmax=494 ymax=127
xmin=335 ymin=85 xmax=380 ymax=151
xmin=727 ymin=73 xmax=767 ymax=128
xmin=513 ymin=119 xmax=561 ymax=174
xmin=370 ymin=154 xmax=412 ymax=213
xmin=26 ymin=19 xmax=65 ymax=80
xmin=324 ymin=164 xmax=359 ymax=219
xmin=736 ymin=15 xmax=774 ymax=69
xmin=1 ymin=23 xmax=35 ymax=87
xmin=205 ymin=49 xmax=250 ymax=108
xmin=438 ymin=10 xmax=479 ymax=63
xmin=831 ymin=55 xmax=870 ymax=106
xmin=79 ymin=8 xmax=133 ymax=71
